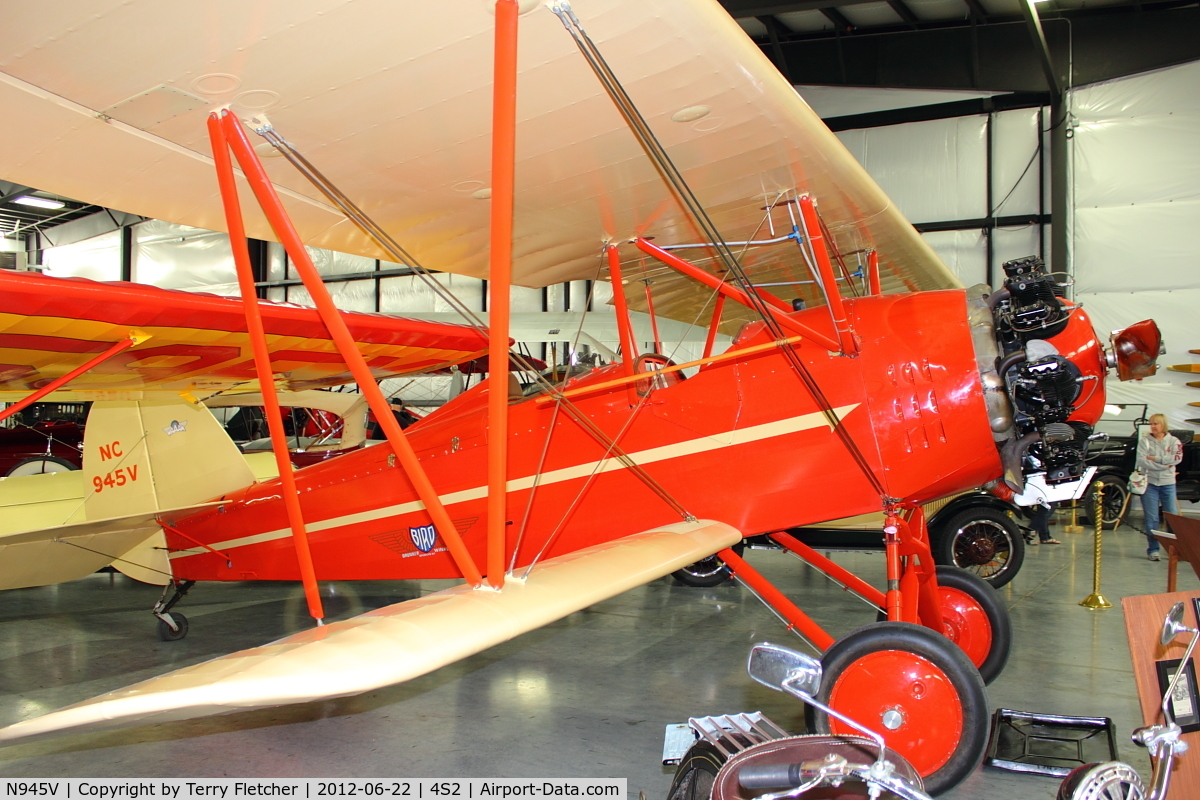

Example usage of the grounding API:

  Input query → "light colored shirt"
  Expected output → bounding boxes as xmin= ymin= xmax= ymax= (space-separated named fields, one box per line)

xmin=1137 ymin=432 xmax=1183 ymax=486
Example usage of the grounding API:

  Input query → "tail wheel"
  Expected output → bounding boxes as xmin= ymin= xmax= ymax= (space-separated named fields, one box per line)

xmin=933 ymin=565 xmax=1012 ymax=685
xmin=809 ymin=622 xmax=988 ymax=796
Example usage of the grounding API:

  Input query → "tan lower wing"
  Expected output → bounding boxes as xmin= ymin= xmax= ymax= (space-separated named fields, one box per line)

xmin=0 ymin=519 xmax=740 ymax=744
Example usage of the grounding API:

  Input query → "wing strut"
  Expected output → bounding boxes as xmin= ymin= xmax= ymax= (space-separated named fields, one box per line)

xmin=485 ymin=0 xmax=520 ymax=589
xmin=208 ymin=114 xmax=325 ymax=622
xmin=0 ymin=333 xmax=149 ymax=425
xmin=211 ymin=109 xmax=485 ymax=589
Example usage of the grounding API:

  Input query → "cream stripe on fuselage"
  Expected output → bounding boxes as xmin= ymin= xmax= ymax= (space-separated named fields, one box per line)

xmin=172 ymin=404 xmax=859 ymax=558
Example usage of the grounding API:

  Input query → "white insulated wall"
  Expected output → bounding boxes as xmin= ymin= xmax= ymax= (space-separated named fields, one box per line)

xmin=835 ymin=107 xmax=1047 ymax=288
xmin=1069 ymin=60 xmax=1200 ymax=430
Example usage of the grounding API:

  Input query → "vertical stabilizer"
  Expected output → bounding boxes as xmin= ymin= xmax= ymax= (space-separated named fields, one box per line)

xmin=83 ymin=397 xmax=256 ymax=521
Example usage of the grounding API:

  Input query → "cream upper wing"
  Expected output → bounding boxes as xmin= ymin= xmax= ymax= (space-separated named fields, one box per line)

xmin=0 ymin=0 xmax=956 ymax=325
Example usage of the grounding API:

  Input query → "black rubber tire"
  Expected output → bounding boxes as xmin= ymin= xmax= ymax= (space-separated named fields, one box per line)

xmin=5 ymin=455 xmax=79 ymax=477
xmin=933 ymin=506 xmax=1024 ymax=589
xmin=933 ymin=565 xmax=1012 ymax=685
xmin=1082 ymin=473 xmax=1130 ymax=527
xmin=672 ymin=544 xmax=744 ymax=587
xmin=808 ymin=622 xmax=989 ymax=797
xmin=667 ymin=740 xmax=725 ymax=800
xmin=156 ymin=612 xmax=189 ymax=642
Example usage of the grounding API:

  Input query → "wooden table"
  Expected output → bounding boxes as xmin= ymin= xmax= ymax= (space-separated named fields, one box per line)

xmin=1122 ymin=590 xmax=1200 ymax=799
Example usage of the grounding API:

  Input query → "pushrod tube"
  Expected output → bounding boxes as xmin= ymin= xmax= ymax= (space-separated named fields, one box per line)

xmin=217 ymin=110 xmax=484 ymax=588
xmin=0 ymin=336 xmax=144 ymax=425
xmin=486 ymin=0 xmax=519 ymax=589
xmin=208 ymin=113 xmax=325 ymax=621
xmin=635 ymin=238 xmax=842 ymax=353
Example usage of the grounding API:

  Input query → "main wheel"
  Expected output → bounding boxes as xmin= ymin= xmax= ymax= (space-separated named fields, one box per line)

xmin=809 ymin=622 xmax=989 ymax=796
xmin=156 ymin=612 xmax=189 ymax=642
xmin=932 ymin=565 xmax=1012 ymax=685
xmin=933 ymin=506 xmax=1024 ymax=588
xmin=667 ymin=740 xmax=725 ymax=800
xmin=6 ymin=455 xmax=78 ymax=477
xmin=1082 ymin=474 xmax=1129 ymax=527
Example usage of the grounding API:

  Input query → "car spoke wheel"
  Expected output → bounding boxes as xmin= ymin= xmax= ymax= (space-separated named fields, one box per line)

xmin=810 ymin=622 xmax=988 ymax=796
xmin=933 ymin=565 xmax=1011 ymax=685
xmin=1084 ymin=474 xmax=1130 ymax=527
xmin=935 ymin=507 xmax=1024 ymax=589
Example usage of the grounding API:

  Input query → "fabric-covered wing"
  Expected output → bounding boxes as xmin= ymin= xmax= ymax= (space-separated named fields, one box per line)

xmin=0 ymin=270 xmax=489 ymax=396
xmin=0 ymin=0 xmax=956 ymax=333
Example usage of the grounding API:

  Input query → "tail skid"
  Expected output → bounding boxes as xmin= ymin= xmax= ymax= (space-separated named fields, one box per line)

xmin=0 ymin=519 xmax=741 ymax=744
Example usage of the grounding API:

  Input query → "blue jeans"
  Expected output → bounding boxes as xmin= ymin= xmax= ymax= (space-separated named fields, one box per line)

xmin=1141 ymin=483 xmax=1179 ymax=553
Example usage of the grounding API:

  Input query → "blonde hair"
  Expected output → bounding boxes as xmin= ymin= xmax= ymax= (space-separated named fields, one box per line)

xmin=1149 ymin=413 xmax=1168 ymax=427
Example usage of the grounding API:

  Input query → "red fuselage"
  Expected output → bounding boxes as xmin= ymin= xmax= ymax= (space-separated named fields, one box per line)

xmin=165 ymin=288 xmax=1105 ymax=582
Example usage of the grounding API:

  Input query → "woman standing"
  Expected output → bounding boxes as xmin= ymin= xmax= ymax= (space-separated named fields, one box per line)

xmin=1138 ymin=413 xmax=1184 ymax=561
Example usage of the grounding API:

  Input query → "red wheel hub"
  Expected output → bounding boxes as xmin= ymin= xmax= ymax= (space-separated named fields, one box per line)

xmin=938 ymin=586 xmax=992 ymax=670
xmin=827 ymin=650 xmax=964 ymax=776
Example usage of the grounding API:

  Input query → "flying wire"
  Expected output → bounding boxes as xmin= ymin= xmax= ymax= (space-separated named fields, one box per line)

xmin=550 ymin=2 xmax=888 ymax=502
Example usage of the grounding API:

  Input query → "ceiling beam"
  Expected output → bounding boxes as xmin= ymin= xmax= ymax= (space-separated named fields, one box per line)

xmin=759 ymin=7 xmax=1200 ymax=91
xmin=0 ymin=185 xmax=32 ymax=205
xmin=887 ymin=0 xmax=920 ymax=28
xmin=725 ymin=0 xmax=914 ymax=14
xmin=962 ymin=0 xmax=989 ymax=20
xmin=821 ymin=6 xmax=854 ymax=29
xmin=757 ymin=15 xmax=795 ymax=82
xmin=1019 ymin=0 xmax=1063 ymax=101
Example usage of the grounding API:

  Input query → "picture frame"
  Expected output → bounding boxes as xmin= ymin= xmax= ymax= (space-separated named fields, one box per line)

xmin=1155 ymin=657 xmax=1200 ymax=733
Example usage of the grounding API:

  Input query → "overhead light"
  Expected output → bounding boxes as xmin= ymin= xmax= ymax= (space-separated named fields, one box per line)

xmin=13 ymin=196 xmax=65 ymax=210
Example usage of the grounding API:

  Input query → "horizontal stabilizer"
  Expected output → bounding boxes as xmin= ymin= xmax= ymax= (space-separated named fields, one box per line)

xmin=0 ymin=519 xmax=741 ymax=744
xmin=0 ymin=503 xmax=220 ymax=591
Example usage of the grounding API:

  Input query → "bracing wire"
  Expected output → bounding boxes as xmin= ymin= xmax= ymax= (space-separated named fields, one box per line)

xmin=550 ymin=2 xmax=889 ymax=502
xmin=248 ymin=118 xmax=697 ymax=557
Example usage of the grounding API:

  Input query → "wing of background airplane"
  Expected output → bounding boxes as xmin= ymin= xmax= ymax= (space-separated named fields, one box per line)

xmin=0 ymin=0 xmax=957 ymax=338
xmin=0 ymin=269 xmax=490 ymax=398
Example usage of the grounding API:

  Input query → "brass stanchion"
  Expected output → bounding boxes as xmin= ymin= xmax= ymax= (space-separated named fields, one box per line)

xmin=1081 ymin=480 xmax=1113 ymax=609
xmin=1064 ymin=496 xmax=1084 ymax=533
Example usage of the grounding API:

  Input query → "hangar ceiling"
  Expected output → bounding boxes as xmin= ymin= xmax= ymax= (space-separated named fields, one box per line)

xmin=721 ymin=0 xmax=1200 ymax=94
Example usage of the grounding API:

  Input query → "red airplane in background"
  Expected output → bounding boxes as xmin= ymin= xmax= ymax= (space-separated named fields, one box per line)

xmin=0 ymin=0 xmax=1164 ymax=793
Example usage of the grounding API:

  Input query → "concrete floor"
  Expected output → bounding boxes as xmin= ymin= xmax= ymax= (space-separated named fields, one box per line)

xmin=0 ymin=509 xmax=1197 ymax=799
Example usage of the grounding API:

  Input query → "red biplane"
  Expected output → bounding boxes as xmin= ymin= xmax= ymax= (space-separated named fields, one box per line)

xmin=0 ymin=0 xmax=1163 ymax=792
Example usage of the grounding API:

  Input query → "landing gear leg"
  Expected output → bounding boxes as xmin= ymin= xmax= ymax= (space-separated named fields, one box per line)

xmin=152 ymin=580 xmax=195 ymax=642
